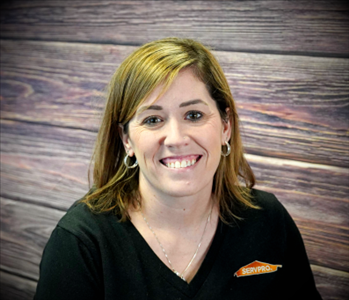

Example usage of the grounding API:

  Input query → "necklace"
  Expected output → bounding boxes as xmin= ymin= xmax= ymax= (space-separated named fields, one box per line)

xmin=140 ymin=205 xmax=213 ymax=282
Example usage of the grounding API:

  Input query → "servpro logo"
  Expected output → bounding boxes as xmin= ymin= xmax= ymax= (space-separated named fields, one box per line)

xmin=234 ymin=261 xmax=282 ymax=277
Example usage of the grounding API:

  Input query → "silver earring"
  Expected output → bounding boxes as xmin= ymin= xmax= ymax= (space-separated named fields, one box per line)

xmin=123 ymin=154 xmax=138 ymax=169
xmin=221 ymin=141 xmax=231 ymax=157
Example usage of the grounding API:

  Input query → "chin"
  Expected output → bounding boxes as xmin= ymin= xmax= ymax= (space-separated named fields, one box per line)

xmin=158 ymin=183 xmax=208 ymax=198
xmin=163 ymin=189 xmax=198 ymax=198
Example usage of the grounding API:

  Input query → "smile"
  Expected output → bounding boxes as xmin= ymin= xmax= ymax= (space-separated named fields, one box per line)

xmin=160 ymin=155 xmax=202 ymax=169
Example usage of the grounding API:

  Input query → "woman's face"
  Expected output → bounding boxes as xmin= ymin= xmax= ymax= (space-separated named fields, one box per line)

xmin=121 ymin=68 xmax=231 ymax=199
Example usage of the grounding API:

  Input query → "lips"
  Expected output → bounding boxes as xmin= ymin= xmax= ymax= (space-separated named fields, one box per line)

xmin=160 ymin=155 xmax=202 ymax=169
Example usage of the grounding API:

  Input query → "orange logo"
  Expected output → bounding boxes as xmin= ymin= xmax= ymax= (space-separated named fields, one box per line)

xmin=234 ymin=261 xmax=282 ymax=277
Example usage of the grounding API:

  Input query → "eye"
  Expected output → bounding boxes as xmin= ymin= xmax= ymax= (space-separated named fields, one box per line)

xmin=143 ymin=116 xmax=162 ymax=126
xmin=186 ymin=111 xmax=203 ymax=121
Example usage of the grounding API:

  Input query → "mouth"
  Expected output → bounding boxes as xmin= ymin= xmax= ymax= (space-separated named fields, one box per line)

xmin=160 ymin=155 xmax=202 ymax=169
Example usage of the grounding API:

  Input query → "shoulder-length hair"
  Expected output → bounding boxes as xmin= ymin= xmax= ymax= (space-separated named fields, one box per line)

xmin=81 ymin=37 xmax=257 ymax=223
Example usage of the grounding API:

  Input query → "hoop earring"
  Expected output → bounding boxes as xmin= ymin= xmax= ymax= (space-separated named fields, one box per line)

xmin=221 ymin=141 xmax=231 ymax=157
xmin=124 ymin=154 xmax=138 ymax=169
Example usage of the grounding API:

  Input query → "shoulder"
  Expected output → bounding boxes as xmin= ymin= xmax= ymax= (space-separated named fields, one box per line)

xmin=229 ymin=189 xmax=302 ymax=255
xmin=238 ymin=188 xmax=295 ymax=231
xmin=250 ymin=188 xmax=282 ymax=210
xmin=58 ymin=200 xmax=103 ymax=231
xmin=249 ymin=188 xmax=289 ymax=218
xmin=54 ymin=200 xmax=124 ymax=248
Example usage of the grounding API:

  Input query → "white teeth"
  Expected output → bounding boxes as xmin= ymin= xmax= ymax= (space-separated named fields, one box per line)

xmin=165 ymin=158 xmax=198 ymax=169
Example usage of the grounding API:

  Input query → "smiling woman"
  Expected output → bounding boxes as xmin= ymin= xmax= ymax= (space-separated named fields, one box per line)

xmin=34 ymin=38 xmax=322 ymax=300
xmin=122 ymin=69 xmax=231 ymax=206
xmin=83 ymin=37 xmax=257 ymax=224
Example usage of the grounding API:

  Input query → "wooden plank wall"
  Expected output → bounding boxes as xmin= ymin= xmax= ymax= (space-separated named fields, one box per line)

xmin=1 ymin=1 xmax=348 ymax=299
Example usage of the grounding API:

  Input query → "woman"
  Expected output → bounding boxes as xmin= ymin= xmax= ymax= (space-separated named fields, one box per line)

xmin=34 ymin=38 xmax=322 ymax=299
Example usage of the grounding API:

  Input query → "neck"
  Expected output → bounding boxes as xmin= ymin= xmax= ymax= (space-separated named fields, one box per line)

xmin=136 ymin=176 xmax=215 ymax=230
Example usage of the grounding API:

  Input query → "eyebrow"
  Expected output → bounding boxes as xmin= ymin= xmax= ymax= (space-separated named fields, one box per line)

xmin=136 ymin=105 xmax=162 ymax=115
xmin=179 ymin=99 xmax=208 ymax=107
xmin=137 ymin=99 xmax=207 ymax=114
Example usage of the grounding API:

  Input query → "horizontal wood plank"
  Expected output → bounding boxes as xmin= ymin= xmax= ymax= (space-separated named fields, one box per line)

xmin=1 ymin=197 xmax=348 ymax=299
xmin=247 ymin=154 xmax=349 ymax=225
xmin=311 ymin=265 xmax=349 ymax=300
xmin=0 ymin=271 xmax=37 ymax=300
xmin=0 ymin=119 xmax=94 ymax=210
xmin=1 ymin=119 xmax=348 ymax=272
xmin=1 ymin=1 xmax=348 ymax=56
xmin=1 ymin=40 xmax=348 ymax=167
xmin=0 ymin=198 xmax=65 ymax=280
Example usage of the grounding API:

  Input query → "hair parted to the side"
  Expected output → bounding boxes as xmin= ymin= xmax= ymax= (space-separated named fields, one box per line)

xmin=80 ymin=37 xmax=258 ymax=223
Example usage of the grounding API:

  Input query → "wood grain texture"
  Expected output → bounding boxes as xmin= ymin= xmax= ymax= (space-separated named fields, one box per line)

xmin=0 ymin=198 xmax=65 ymax=280
xmin=1 ymin=119 xmax=348 ymax=273
xmin=311 ymin=265 xmax=349 ymax=300
xmin=0 ymin=119 xmax=94 ymax=210
xmin=1 ymin=40 xmax=348 ymax=167
xmin=1 ymin=1 xmax=348 ymax=56
xmin=0 ymin=271 xmax=37 ymax=300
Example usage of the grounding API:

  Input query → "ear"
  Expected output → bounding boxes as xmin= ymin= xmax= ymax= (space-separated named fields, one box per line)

xmin=118 ymin=124 xmax=135 ymax=157
xmin=221 ymin=108 xmax=232 ymax=145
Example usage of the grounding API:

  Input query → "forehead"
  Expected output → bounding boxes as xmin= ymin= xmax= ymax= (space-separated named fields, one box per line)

xmin=139 ymin=68 xmax=213 ymax=108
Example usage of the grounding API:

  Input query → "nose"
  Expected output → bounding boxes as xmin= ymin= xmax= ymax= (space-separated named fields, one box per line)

xmin=163 ymin=120 xmax=189 ymax=148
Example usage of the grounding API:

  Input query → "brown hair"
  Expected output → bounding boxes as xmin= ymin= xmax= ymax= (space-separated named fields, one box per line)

xmin=81 ymin=37 xmax=257 ymax=223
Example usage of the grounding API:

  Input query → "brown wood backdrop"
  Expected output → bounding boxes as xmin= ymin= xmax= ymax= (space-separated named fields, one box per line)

xmin=1 ymin=1 xmax=348 ymax=299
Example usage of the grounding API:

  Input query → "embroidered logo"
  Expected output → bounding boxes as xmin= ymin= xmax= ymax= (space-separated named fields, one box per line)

xmin=234 ymin=261 xmax=282 ymax=277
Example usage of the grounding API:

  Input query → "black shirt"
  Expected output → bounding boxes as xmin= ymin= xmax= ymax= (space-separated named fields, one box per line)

xmin=34 ymin=189 xmax=322 ymax=299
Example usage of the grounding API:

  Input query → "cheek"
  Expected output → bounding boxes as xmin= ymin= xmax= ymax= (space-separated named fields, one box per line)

xmin=195 ymin=128 xmax=223 ymax=163
xmin=202 ymin=121 xmax=224 ymax=148
xmin=206 ymin=124 xmax=224 ymax=163
xmin=130 ymin=130 xmax=159 ymax=161
xmin=128 ymin=125 xmax=149 ymax=148
xmin=210 ymin=141 xmax=223 ymax=164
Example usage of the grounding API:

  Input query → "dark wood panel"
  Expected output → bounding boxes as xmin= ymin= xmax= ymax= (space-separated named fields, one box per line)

xmin=1 ymin=119 xmax=348 ymax=272
xmin=1 ymin=1 xmax=348 ymax=56
xmin=311 ymin=265 xmax=349 ymax=300
xmin=0 ymin=40 xmax=131 ymax=130
xmin=248 ymin=154 xmax=349 ymax=224
xmin=0 ymin=198 xmax=65 ymax=279
xmin=1 ymin=40 xmax=348 ymax=167
xmin=0 ymin=119 xmax=94 ymax=210
xmin=0 ymin=271 xmax=37 ymax=300
xmin=296 ymin=217 xmax=349 ymax=273
xmin=1 ymin=197 xmax=348 ymax=300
